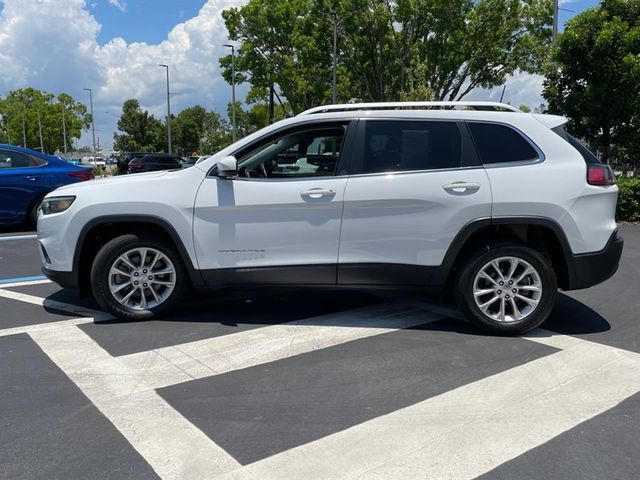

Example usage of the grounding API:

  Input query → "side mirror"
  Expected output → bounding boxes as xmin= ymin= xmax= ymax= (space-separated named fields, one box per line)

xmin=214 ymin=155 xmax=238 ymax=178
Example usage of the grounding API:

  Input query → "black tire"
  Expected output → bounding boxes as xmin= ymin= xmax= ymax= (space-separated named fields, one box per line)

xmin=27 ymin=197 xmax=43 ymax=227
xmin=454 ymin=243 xmax=557 ymax=335
xmin=91 ymin=233 xmax=187 ymax=320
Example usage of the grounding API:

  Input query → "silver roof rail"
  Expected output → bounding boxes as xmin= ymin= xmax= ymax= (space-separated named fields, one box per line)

xmin=298 ymin=101 xmax=521 ymax=116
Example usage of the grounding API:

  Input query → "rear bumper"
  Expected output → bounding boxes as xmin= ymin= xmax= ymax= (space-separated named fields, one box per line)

xmin=564 ymin=229 xmax=624 ymax=290
xmin=41 ymin=267 xmax=77 ymax=289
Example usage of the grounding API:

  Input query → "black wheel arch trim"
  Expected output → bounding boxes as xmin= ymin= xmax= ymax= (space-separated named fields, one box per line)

xmin=432 ymin=216 xmax=570 ymax=286
xmin=435 ymin=216 xmax=621 ymax=291
xmin=72 ymin=214 xmax=205 ymax=289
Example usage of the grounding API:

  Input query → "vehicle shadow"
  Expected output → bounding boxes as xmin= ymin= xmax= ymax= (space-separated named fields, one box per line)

xmin=43 ymin=288 xmax=610 ymax=337
xmin=541 ymin=292 xmax=611 ymax=335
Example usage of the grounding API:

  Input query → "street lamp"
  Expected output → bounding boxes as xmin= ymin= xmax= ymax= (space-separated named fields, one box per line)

xmin=158 ymin=64 xmax=172 ymax=155
xmin=552 ymin=0 xmax=559 ymax=44
xmin=83 ymin=88 xmax=97 ymax=155
xmin=331 ymin=12 xmax=337 ymax=104
xmin=223 ymin=44 xmax=237 ymax=142
xmin=37 ymin=109 xmax=44 ymax=152
xmin=60 ymin=100 xmax=68 ymax=155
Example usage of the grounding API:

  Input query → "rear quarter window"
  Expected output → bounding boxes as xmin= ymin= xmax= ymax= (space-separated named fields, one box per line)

xmin=468 ymin=122 xmax=538 ymax=164
xmin=552 ymin=126 xmax=600 ymax=164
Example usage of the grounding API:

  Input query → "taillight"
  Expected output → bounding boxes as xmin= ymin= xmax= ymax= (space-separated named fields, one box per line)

xmin=587 ymin=164 xmax=615 ymax=186
xmin=66 ymin=170 xmax=94 ymax=181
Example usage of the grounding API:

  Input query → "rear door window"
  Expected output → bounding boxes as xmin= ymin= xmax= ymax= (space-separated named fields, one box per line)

xmin=0 ymin=150 xmax=46 ymax=168
xmin=358 ymin=120 xmax=462 ymax=174
xmin=468 ymin=123 xmax=538 ymax=164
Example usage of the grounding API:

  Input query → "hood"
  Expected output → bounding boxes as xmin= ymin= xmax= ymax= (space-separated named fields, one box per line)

xmin=51 ymin=170 xmax=170 ymax=194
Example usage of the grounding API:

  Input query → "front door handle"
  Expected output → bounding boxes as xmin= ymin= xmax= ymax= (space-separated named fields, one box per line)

xmin=24 ymin=175 xmax=39 ymax=181
xmin=443 ymin=182 xmax=481 ymax=194
xmin=300 ymin=188 xmax=336 ymax=199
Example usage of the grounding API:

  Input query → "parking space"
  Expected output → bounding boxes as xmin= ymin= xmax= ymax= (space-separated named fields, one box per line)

xmin=1 ymin=225 xmax=639 ymax=479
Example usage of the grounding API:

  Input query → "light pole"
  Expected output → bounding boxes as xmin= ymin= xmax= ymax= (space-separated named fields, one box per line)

xmin=223 ymin=44 xmax=237 ymax=142
xmin=21 ymin=109 xmax=26 ymax=148
xmin=158 ymin=64 xmax=172 ymax=155
xmin=61 ymin=101 xmax=68 ymax=155
xmin=331 ymin=12 xmax=337 ymax=104
xmin=37 ymin=110 xmax=44 ymax=152
xmin=84 ymin=88 xmax=97 ymax=155
xmin=552 ymin=0 xmax=559 ymax=44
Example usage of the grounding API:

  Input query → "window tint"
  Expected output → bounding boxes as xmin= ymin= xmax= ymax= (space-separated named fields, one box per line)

xmin=361 ymin=121 xmax=461 ymax=174
xmin=0 ymin=150 xmax=46 ymax=168
xmin=552 ymin=126 xmax=600 ymax=164
xmin=468 ymin=123 xmax=538 ymax=164
xmin=239 ymin=127 xmax=345 ymax=178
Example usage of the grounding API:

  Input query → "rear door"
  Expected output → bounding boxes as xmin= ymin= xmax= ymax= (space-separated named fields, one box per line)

xmin=338 ymin=119 xmax=492 ymax=285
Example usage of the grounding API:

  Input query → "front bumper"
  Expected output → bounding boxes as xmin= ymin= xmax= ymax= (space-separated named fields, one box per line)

xmin=564 ymin=229 xmax=624 ymax=290
xmin=41 ymin=266 xmax=77 ymax=289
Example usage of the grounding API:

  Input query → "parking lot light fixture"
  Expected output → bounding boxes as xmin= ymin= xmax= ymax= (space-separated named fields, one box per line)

xmin=223 ymin=44 xmax=237 ymax=143
xmin=158 ymin=64 xmax=172 ymax=155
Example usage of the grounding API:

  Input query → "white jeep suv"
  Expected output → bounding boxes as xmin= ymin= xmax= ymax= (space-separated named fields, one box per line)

xmin=37 ymin=102 xmax=623 ymax=334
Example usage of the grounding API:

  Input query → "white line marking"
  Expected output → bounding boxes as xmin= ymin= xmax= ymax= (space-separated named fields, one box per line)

xmin=0 ymin=278 xmax=51 ymax=288
xmin=214 ymin=336 xmax=640 ymax=480
xmin=29 ymin=324 xmax=242 ymax=480
xmin=0 ymin=288 xmax=110 ymax=336
xmin=0 ymin=234 xmax=37 ymax=242
xmin=120 ymin=302 xmax=440 ymax=389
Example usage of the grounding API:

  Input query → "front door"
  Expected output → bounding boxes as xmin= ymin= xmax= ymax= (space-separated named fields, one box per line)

xmin=193 ymin=122 xmax=354 ymax=285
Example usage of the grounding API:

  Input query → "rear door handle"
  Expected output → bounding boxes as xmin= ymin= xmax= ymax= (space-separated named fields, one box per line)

xmin=300 ymin=188 xmax=336 ymax=199
xmin=443 ymin=182 xmax=481 ymax=194
xmin=24 ymin=175 xmax=39 ymax=181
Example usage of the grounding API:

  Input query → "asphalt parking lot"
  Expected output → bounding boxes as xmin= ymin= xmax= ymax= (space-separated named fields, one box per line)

xmin=1 ymin=225 xmax=639 ymax=480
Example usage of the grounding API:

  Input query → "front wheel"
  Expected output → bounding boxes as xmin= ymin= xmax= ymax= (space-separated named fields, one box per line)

xmin=455 ymin=244 xmax=557 ymax=335
xmin=91 ymin=233 xmax=187 ymax=320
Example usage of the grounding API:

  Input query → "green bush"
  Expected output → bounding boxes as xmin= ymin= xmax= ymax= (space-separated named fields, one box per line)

xmin=616 ymin=176 xmax=640 ymax=222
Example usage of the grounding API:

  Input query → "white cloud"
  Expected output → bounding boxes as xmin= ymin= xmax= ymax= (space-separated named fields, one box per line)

xmin=467 ymin=72 xmax=547 ymax=111
xmin=0 ymin=0 xmax=246 ymax=150
xmin=108 ymin=0 xmax=127 ymax=13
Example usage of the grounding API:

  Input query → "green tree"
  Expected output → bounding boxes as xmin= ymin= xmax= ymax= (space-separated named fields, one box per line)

xmin=174 ymin=105 xmax=208 ymax=154
xmin=220 ymin=0 xmax=552 ymax=111
xmin=0 ymin=88 xmax=89 ymax=153
xmin=113 ymin=99 xmax=165 ymax=152
xmin=200 ymin=110 xmax=232 ymax=154
xmin=543 ymin=0 xmax=640 ymax=165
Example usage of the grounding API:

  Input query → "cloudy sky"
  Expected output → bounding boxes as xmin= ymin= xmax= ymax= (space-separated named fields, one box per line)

xmin=0 ymin=0 xmax=596 ymax=151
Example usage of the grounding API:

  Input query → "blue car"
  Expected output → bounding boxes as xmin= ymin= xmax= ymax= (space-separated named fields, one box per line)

xmin=0 ymin=144 xmax=94 ymax=225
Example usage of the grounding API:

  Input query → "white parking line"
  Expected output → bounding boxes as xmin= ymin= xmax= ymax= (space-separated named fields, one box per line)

xmin=29 ymin=324 xmax=242 ymax=480
xmin=0 ymin=288 xmax=109 ymax=327
xmin=5 ymin=285 xmax=640 ymax=480
xmin=213 ymin=334 xmax=640 ymax=480
xmin=119 ymin=303 xmax=440 ymax=389
xmin=25 ymin=302 xmax=438 ymax=480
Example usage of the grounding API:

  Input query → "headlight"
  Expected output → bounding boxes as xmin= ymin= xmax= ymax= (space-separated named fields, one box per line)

xmin=39 ymin=196 xmax=76 ymax=215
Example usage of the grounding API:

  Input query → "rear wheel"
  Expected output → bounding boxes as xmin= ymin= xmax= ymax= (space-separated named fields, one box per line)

xmin=91 ymin=233 xmax=186 ymax=320
xmin=455 ymin=243 xmax=557 ymax=335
